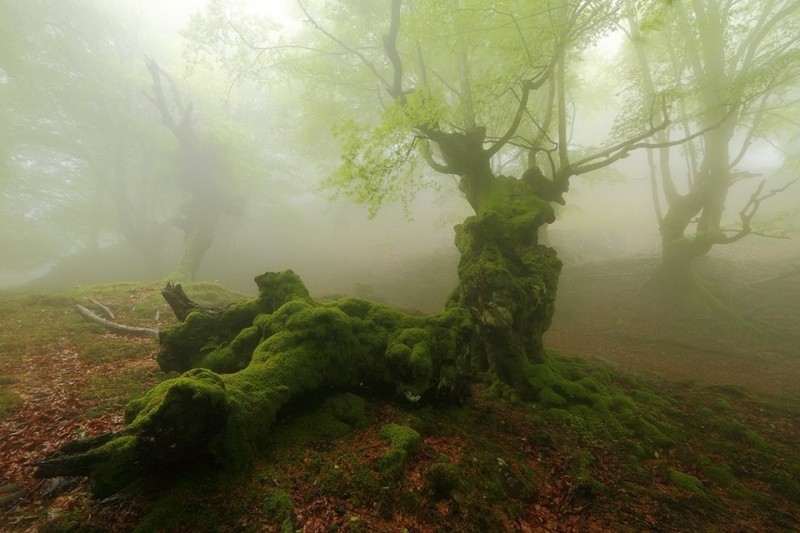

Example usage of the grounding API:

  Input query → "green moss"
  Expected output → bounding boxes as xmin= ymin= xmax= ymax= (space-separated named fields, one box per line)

xmin=262 ymin=488 xmax=295 ymax=529
xmin=630 ymin=389 xmax=673 ymax=408
xmin=254 ymin=269 xmax=311 ymax=310
xmin=667 ymin=468 xmax=707 ymax=498
xmin=157 ymin=272 xmax=310 ymax=374
xmin=718 ymin=420 xmax=767 ymax=448
xmin=157 ymin=304 xmax=261 ymax=373
xmin=375 ymin=424 xmax=422 ymax=481
xmin=374 ymin=447 xmax=409 ymax=482
xmin=280 ymin=393 xmax=372 ymax=443
xmin=633 ymin=416 xmax=676 ymax=448
xmin=455 ymin=175 xmax=562 ymax=396
xmin=322 ymin=393 xmax=370 ymax=428
xmin=335 ymin=296 xmax=377 ymax=318
xmin=30 ymin=270 xmax=457 ymax=495
xmin=425 ymin=460 xmax=462 ymax=500
xmin=124 ymin=368 xmax=227 ymax=426
xmin=703 ymin=461 xmax=736 ymax=486
xmin=539 ymin=387 xmax=567 ymax=407
xmin=546 ymin=407 xmax=572 ymax=422
xmin=379 ymin=424 xmax=421 ymax=456
xmin=89 ymin=436 xmax=140 ymax=497
xmin=529 ymin=364 xmax=557 ymax=390
xmin=198 ymin=325 xmax=261 ymax=372
xmin=715 ymin=396 xmax=735 ymax=411
xmin=766 ymin=466 xmax=800 ymax=503
xmin=385 ymin=328 xmax=434 ymax=401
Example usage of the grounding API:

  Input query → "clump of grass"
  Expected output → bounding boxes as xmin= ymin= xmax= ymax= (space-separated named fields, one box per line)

xmin=667 ymin=468 xmax=713 ymax=506
xmin=0 ymin=376 xmax=22 ymax=419
xmin=718 ymin=420 xmax=767 ymax=448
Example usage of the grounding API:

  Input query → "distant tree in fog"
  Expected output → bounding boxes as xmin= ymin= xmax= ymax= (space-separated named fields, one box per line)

xmin=0 ymin=1 xmax=264 ymax=283
xmin=619 ymin=0 xmax=800 ymax=286
xmin=0 ymin=0 xmax=173 ymax=273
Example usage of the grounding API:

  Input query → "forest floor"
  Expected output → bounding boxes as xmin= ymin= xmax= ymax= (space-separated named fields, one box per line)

xmin=547 ymin=237 xmax=800 ymax=400
xmin=0 ymin=240 xmax=799 ymax=532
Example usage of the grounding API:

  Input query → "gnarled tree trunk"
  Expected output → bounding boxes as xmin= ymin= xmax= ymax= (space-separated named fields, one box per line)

xmin=455 ymin=175 xmax=560 ymax=399
xmin=35 ymin=270 xmax=472 ymax=496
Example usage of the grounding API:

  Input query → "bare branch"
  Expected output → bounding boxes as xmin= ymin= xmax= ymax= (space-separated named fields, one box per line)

xmin=486 ymin=79 xmax=533 ymax=158
xmin=572 ymin=99 xmax=746 ymax=178
xmin=86 ymin=298 xmax=114 ymax=320
xmin=431 ymin=69 xmax=461 ymax=97
xmin=570 ymin=112 xmax=670 ymax=175
xmin=75 ymin=305 xmax=158 ymax=338
xmin=297 ymin=0 xmax=392 ymax=93
xmin=717 ymin=178 xmax=798 ymax=244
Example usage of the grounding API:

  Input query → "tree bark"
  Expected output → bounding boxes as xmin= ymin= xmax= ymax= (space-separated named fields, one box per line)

xmin=75 ymin=304 xmax=158 ymax=338
xmin=455 ymin=176 xmax=560 ymax=398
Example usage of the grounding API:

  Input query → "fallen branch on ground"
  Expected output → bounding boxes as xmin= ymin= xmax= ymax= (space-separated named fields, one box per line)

xmin=75 ymin=305 xmax=158 ymax=338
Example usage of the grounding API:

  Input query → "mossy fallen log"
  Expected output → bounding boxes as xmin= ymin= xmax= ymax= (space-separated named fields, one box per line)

xmin=34 ymin=270 xmax=472 ymax=496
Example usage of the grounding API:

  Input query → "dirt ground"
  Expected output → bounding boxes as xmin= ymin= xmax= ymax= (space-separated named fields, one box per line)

xmin=546 ymin=238 xmax=800 ymax=401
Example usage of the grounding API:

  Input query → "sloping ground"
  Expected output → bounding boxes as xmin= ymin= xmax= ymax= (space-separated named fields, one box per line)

xmin=547 ymin=238 xmax=800 ymax=400
xmin=0 ymin=256 xmax=798 ymax=532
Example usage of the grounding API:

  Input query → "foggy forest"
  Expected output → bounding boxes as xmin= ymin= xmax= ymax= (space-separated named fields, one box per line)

xmin=1 ymin=0 xmax=799 ymax=531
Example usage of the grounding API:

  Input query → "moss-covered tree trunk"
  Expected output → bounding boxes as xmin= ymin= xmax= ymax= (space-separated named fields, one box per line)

xmin=455 ymin=175 xmax=560 ymax=399
xmin=35 ymin=271 xmax=471 ymax=495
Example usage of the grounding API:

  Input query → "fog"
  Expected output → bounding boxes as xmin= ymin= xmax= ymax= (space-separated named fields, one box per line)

xmin=3 ymin=2 xmax=800 ymax=529
xmin=1 ymin=0 xmax=797 ymax=312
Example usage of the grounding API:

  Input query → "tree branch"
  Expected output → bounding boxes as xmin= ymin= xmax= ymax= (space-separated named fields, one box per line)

xmin=486 ymin=79 xmax=532 ymax=158
xmin=86 ymin=298 xmax=114 ymax=320
xmin=144 ymin=57 xmax=196 ymax=147
xmin=717 ymin=178 xmax=798 ymax=244
xmin=384 ymin=0 xmax=405 ymax=101
xmin=297 ymin=0 xmax=392 ymax=93
xmin=419 ymin=139 xmax=458 ymax=174
xmin=75 ymin=305 xmax=158 ymax=338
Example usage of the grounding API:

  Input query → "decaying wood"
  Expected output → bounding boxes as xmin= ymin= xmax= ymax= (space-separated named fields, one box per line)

xmin=160 ymin=282 xmax=221 ymax=322
xmin=75 ymin=283 xmax=222 ymax=338
xmin=86 ymin=298 xmax=115 ymax=319
xmin=75 ymin=305 xmax=158 ymax=338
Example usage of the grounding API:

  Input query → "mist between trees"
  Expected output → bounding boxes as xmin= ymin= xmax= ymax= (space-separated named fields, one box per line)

xmin=1 ymin=0 xmax=798 ymax=304
xmin=3 ymin=2 xmax=800 ymax=529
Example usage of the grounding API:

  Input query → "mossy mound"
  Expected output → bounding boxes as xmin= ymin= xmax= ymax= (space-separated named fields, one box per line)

xmin=375 ymin=424 xmax=422 ymax=481
xmin=528 ymin=354 xmax=679 ymax=455
xmin=34 ymin=270 xmax=473 ymax=495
